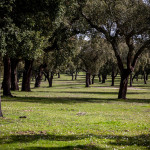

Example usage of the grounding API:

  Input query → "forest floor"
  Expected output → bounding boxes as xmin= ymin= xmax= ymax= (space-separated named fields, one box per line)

xmin=0 ymin=73 xmax=150 ymax=150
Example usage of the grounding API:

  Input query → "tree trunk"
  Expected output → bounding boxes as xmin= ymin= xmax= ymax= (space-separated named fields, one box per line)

xmin=102 ymin=74 xmax=106 ymax=83
xmin=22 ymin=59 xmax=34 ymax=91
xmin=72 ymin=73 xmax=74 ymax=81
xmin=118 ymin=69 xmax=130 ymax=99
xmin=58 ymin=72 xmax=60 ymax=78
xmin=35 ymin=64 xmax=47 ymax=88
xmin=92 ymin=75 xmax=95 ymax=84
xmin=35 ymin=69 xmax=43 ymax=87
xmin=75 ymin=71 xmax=78 ymax=80
xmin=49 ymin=72 xmax=54 ymax=87
xmin=143 ymin=72 xmax=147 ymax=84
xmin=86 ymin=72 xmax=90 ymax=87
xmin=89 ymin=74 xmax=91 ymax=85
xmin=44 ymin=71 xmax=50 ymax=85
xmin=11 ymin=58 xmax=19 ymax=91
xmin=130 ymin=73 xmax=132 ymax=87
xmin=2 ymin=56 xmax=12 ymax=96
xmin=111 ymin=68 xmax=115 ymax=86
xmin=132 ymin=74 xmax=136 ymax=82
xmin=98 ymin=74 xmax=101 ymax=82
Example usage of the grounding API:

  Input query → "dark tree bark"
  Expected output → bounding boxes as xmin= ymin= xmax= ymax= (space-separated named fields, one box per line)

xmin=92 ymin=75 xmax=95 ymax=84
xmin=75 ymin=71 xmax=78 ymax=80
xmin=102 ymin=74 xmax=106 ymax=83
xmin=22 ymin=59 xmax=34 ymax=91
xmin=143 ymin=72 xmax=147 ymax=84
xmin=132 ymin=74 xmax=136 ymax=82
xmin=72 ymin=73 xmax=74 ymax=81
xmin=86 ymin=72 xmax=90 ymax=87
xmin=130 ymin=73 xmax=132 ymax=87
xmin=35 ymin=64 xmax=47 ymax=88
xmin=89 ymin=74 xmax=91 ymax=85
xmin=118 ymin=69 xmax=130 ymax=99
xmin=111 ymin=68 xmax=115 ymax=86
xmin=98 ymin=74 xmax=101 ymax=82
xmin=44 ymin=71 xmax=50 ymax=84
xmin=11 ymin=58 xmax=19 ymax=91
xmin=49 ymin=72 xmax=54 ymax=87
xmin=58 ymin=72 xmax=60 ymax=78
xmin=2 ymin=56 xmax=12 ymax=96
xmin=132 ymin=72 xmax=139 ymax=82
xmin=43 ymin=71 xmax=54 ymax=87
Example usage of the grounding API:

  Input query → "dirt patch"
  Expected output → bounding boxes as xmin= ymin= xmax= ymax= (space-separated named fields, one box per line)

xmin=23 ymin=110 xmax=33 ymax=112
xmin=76 ymin=112 xmax=87 ymax=116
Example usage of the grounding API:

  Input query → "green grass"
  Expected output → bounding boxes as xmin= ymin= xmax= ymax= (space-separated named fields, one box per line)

xmin=0 ymin=73 xmax=150 ymax=150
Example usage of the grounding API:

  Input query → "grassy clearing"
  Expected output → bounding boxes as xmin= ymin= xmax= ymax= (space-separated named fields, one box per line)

xmin=0 ymin=73 xmax=150 ymax=150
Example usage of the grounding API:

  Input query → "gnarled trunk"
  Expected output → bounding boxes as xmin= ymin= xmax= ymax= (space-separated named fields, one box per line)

xmin=3 ymin=56 xmax=12 ymax=96
xmin=22 ymin=59 xmax=34 ymax=91
xmin=11 ymin=58 xmax=19 ymax=91
xmin=118 ymin=69 xmax=130 ymax=99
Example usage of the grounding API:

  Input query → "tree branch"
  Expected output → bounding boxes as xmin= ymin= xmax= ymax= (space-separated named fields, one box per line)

xmin=125 ymin=35 xmax=134 ymax=71
xmin=110 ymin=38 xmax=124 ymax=73
xmin=132 ymin=40 xmax=150 ymax=69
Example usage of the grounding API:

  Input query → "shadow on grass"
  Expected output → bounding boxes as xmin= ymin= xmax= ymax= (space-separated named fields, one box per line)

xmin=2 ymin=96 xmax=150 ymax=104
xmin=32 ymin=84 xmax=83 ymax=89
xmin=0 ymin=134 xmax=149 ymax=149
xmin=16 ymin=145 xmax=105 ymax=150
xmin=35 ymin=91 xmax=150 ymax=95
xmin=133 ymin=85 xmax=150 ymax=88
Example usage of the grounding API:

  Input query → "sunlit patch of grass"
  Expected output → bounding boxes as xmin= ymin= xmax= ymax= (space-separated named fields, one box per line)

xmin=0 ymin=73 xmax=150 ymax=149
